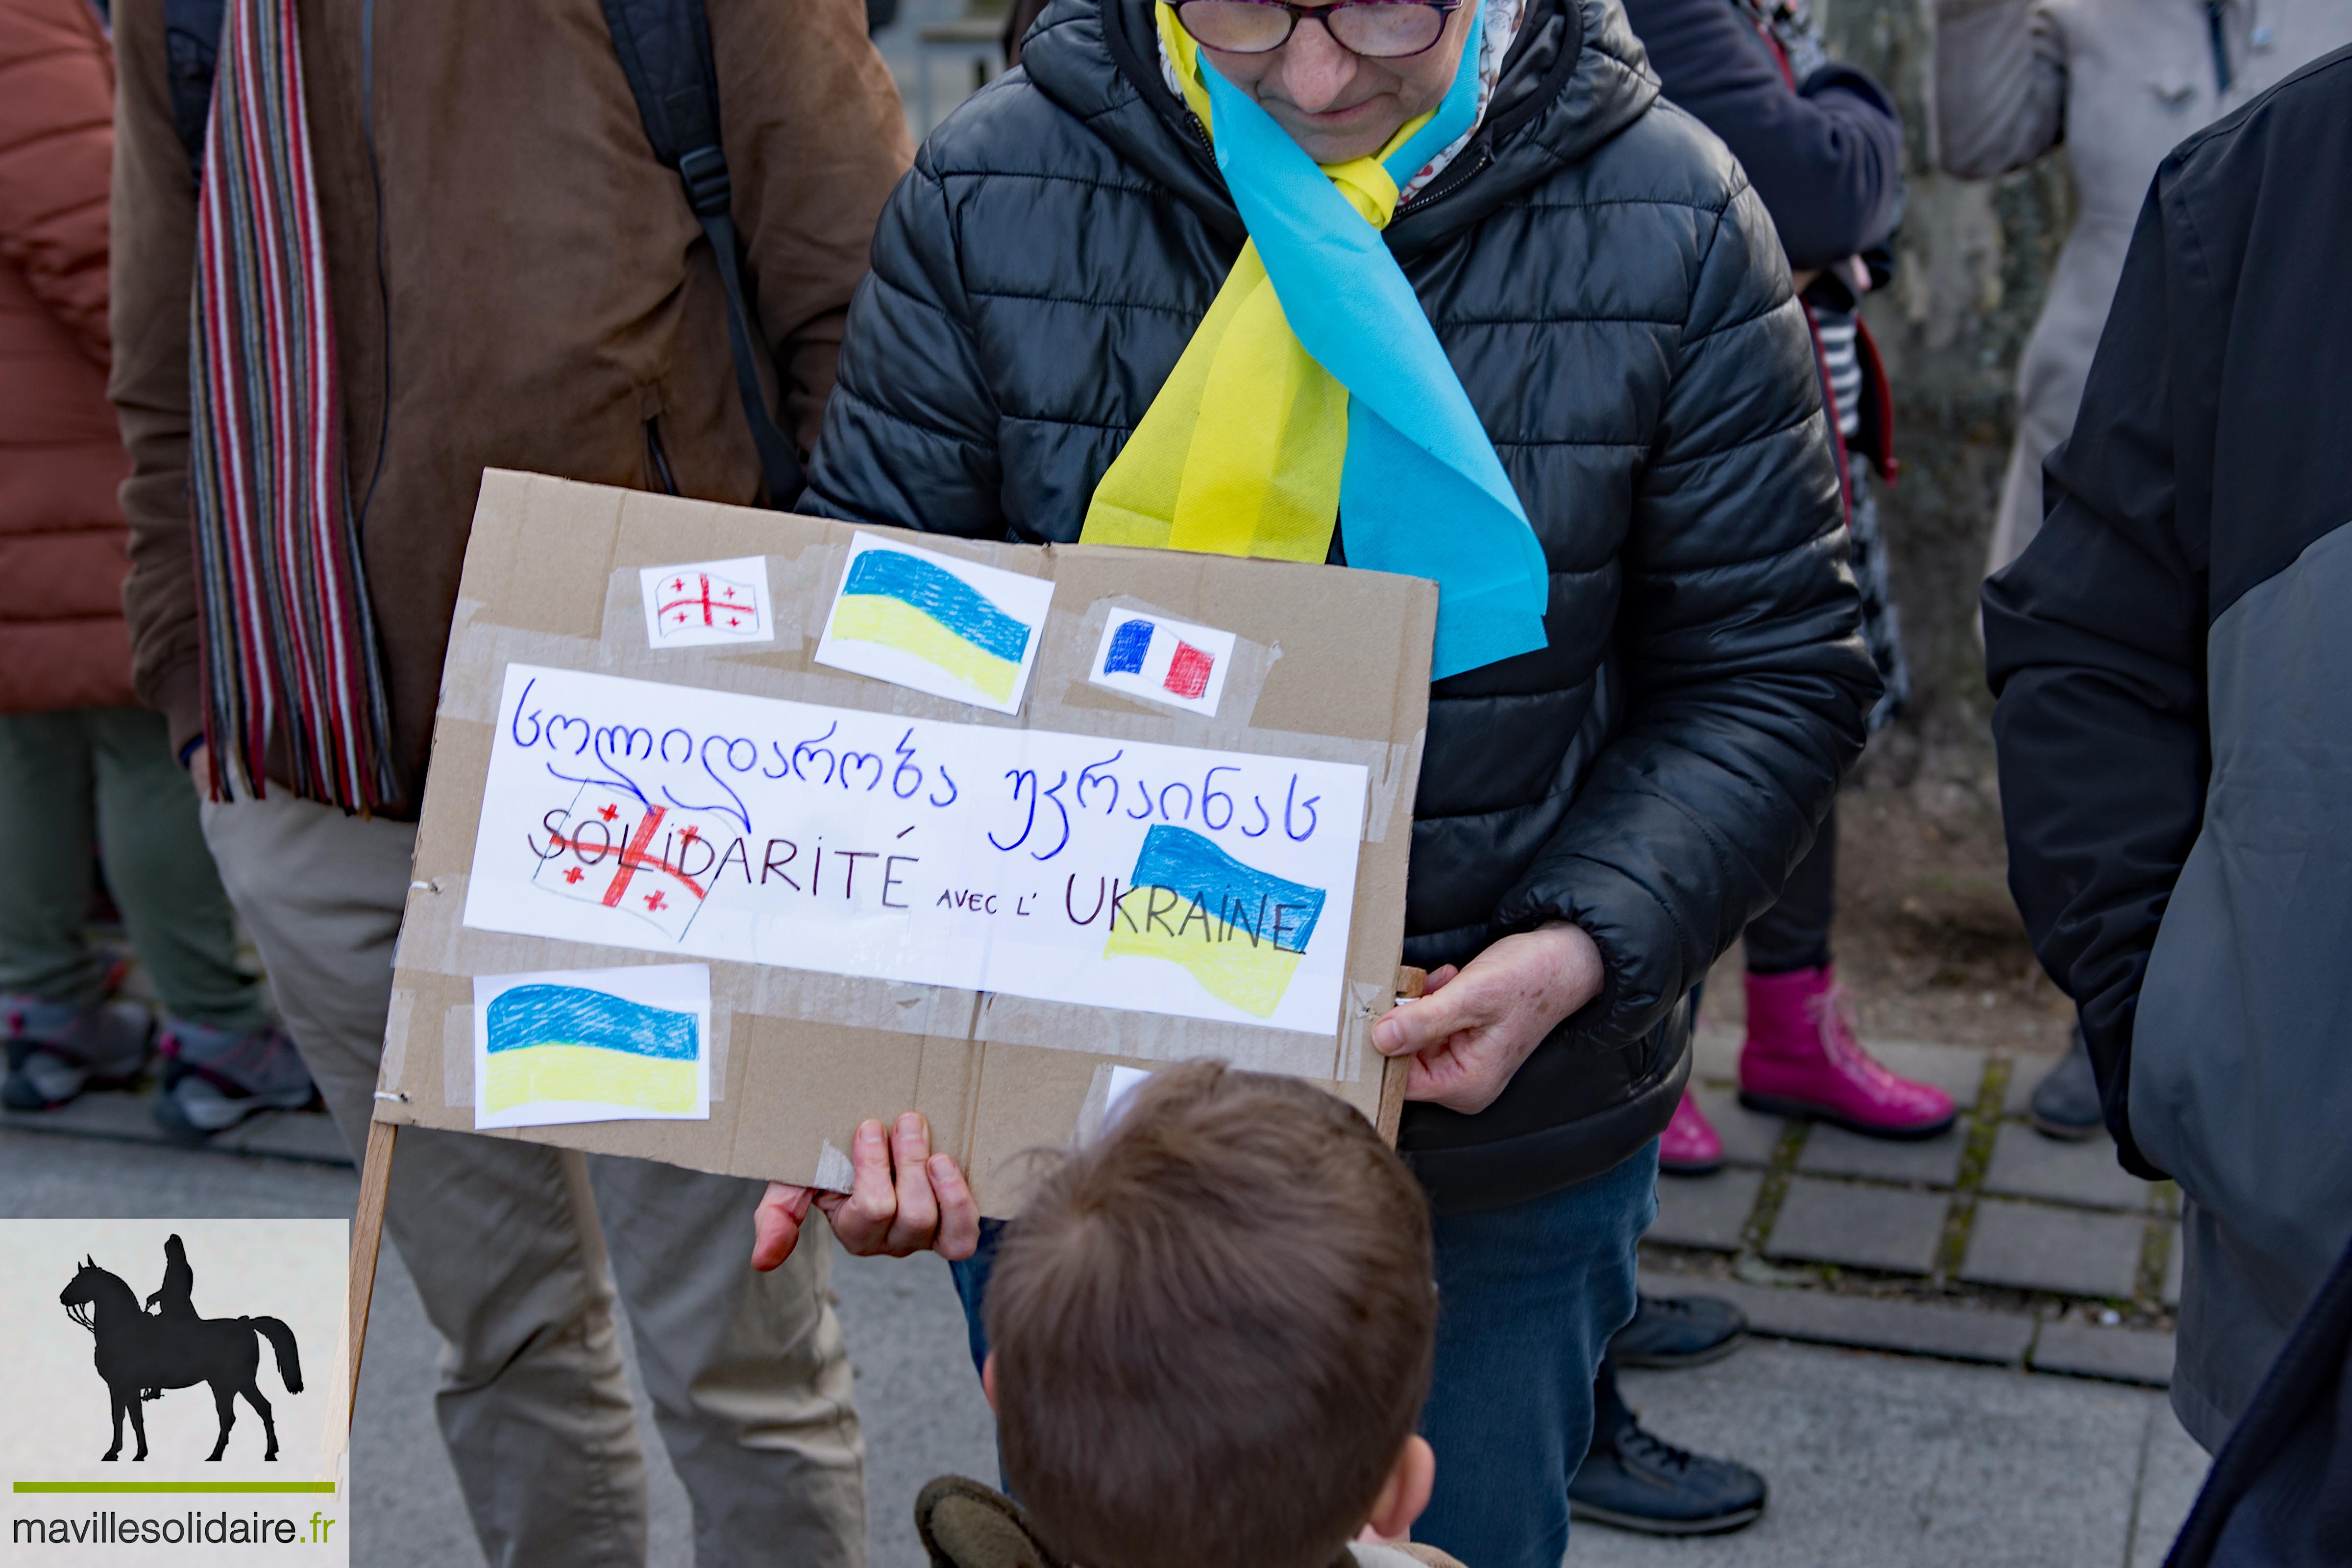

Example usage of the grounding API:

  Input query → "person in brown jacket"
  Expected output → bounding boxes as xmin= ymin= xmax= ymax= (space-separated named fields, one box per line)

xmin=0 ymin=0 xmax=305 ymax=1132
xmin=107 ymin=0 xmax=915 ymax=1561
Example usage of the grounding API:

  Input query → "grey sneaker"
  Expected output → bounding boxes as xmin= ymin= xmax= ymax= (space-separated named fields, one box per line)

xmin=2029 ymin=1028 xmax=2104 ymax=1142
xmin=153 ymin=1021 xmax=318 ymax=1142
xmin=2 ymin=996 xmax=156 ymax=1111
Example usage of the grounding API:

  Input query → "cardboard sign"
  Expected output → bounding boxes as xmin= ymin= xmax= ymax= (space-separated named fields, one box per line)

xmin=374 ymin=472 xmax=1436 ymax=1214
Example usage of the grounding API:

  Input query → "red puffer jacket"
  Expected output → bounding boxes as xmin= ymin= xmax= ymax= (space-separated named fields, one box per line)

xmin=0 ymin=0 xmax=135 ymax=714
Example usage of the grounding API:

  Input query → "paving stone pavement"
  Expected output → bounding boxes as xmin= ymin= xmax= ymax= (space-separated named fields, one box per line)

xmin=1963 ymin=1200 xmax=2151 ymax=1300
xmin=2132 ymin=1409 xmax=2214 ymax=1568
xmin=2004 ymin=1050 xmax=2069 ymax=1117
xmin=1577 ymin=1339 xmax=2207 ymax=1568
xmin=1765 ymin=1176 xmax=1951 ymax=1275
xmin=1983 ymin=1123 xmax=2159 ymax=1211
xmin=1665 ymin=1033 xmax=2188 ymax=1331
xmin=1681 ymin=1084 xmax=1785 ymax=1167
xmin=0 ymin=1088 xmax=351 ymax=1167
xmin=1650 ymin=1167 xmax=1764 ymax=1251
xmin=1795 ymin=1120 xmax=1967 ymax=1186
xmin=2032 ymin=1322 xmax=2178 ymax=1387
xmin=1641 ymin=1271 xmax=2036 ymax=1367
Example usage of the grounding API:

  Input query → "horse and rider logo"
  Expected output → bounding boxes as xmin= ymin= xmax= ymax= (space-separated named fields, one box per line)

xmin=58 ymin=1234 xmax=303 ymax=1462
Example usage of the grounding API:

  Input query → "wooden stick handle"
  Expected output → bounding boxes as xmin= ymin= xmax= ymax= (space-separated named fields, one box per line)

xmin=347 ymin=1120 xmax=397 ymax=1429
xmin=1376 ymin=966 xmax=1428 ymax=1144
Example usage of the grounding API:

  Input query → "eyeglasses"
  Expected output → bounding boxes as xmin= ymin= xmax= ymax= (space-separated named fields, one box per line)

xmin=1173 ymin=0 xmax=1464 ymax=58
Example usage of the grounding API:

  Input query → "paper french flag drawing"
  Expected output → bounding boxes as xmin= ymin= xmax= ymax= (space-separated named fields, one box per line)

xmin=639 ymin=556 xmax=774 ymax=649
xmin=814 ymin=536 xmax=1054 ymax=713
xmin=1102 ymin=825 xmax=1328 ymax=1017
xmin=1087 ymin=612 xmax=1238 ymax=717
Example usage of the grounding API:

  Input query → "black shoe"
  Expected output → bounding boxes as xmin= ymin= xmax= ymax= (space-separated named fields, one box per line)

xmin=1609 ymin=1294 xmax=1748 ymax=1369
xmin=1570 ymin=1420 xmax=1767 ymax=1537
xmin=2029 ymin=1029 xmax=2103 ymax=1141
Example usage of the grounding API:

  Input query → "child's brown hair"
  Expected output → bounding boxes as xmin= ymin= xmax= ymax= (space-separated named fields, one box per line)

xmin=985 ymin=1060 xmax=1437 ymax=1568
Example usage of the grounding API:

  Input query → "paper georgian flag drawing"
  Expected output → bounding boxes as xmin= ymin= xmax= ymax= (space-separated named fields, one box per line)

xmin=1087 ymin=610 xmax=1239 ymax=717
xmin=531 ymin=795 xmax=722 ymax=943
xmin=639 ymin=557 xmax=775 ymax=649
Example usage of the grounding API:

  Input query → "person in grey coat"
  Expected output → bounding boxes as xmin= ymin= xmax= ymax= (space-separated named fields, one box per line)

xmin=1935 ymin=0 xmax=2350 ymax=1136
xmin=1936 ymin=0 xmax=2350 ymax=576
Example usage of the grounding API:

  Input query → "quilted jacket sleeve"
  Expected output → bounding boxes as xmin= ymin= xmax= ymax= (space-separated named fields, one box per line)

xmin=799 ymin=151 xmax=1007 ymax=534
xmin=0 ymin=0 xmax=114 ymax=366
xmin=1495 ymin=180 xmax=1876 ymax=1051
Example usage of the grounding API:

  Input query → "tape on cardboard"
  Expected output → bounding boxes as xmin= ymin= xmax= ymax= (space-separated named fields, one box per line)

xmin=443 ymin=1004 xmax=474 ymax=1107
xmin=379 ymin=986 xmax=413 ymax=1094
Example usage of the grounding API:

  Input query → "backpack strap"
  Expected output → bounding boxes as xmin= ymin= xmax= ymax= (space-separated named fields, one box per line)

xmin=600 ymin=0 xmax=808 ymax=507
xmin=162 ymin=0 xmax=226 ymax=182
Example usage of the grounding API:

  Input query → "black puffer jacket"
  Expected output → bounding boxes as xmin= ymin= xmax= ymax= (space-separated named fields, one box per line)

xmin=803 ymin=0 xmax=1876 ymax=1212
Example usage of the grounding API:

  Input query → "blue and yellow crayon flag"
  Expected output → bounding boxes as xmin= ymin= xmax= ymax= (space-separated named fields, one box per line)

xmin=1103 ymin=825 xmax=1329 ymax=1018
xmin=483 ymin=984 xmax=701 ymax=1115
xmin=828 ymin=547 xmax=1033 ymax=703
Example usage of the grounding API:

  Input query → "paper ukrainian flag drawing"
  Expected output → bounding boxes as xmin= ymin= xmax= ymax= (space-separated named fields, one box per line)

xmin=825 ymin=545 xmax=1035 ymax=703
xmin=1103 ymin=825 xmax=1328 ymax=1018
xmin=482 ymin=983 xmax=701 ymax=1116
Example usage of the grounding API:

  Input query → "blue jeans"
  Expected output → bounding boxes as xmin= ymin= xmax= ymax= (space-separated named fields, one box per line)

xmin=947 ymin=1143 xmax=1658 ymax=1568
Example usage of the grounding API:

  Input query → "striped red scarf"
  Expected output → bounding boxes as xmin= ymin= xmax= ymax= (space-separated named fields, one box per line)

xmin=189 ymin=0 xmax=396 ymax=810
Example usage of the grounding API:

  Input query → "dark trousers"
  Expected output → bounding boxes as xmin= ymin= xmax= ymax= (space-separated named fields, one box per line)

xmin=1744 ymin=799 xmax=1838 ymax=976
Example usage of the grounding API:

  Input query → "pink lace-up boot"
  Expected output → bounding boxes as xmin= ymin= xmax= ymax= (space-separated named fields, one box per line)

xmin=1659 ymin=1088 xmax=1724 ymax=1174
xmin=1737 ymin=965 xmax=1955 ymax=1138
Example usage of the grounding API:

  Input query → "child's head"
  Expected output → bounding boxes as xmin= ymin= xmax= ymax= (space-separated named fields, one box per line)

xmin=983 ymin=1060 xmax=1438 ymax=1568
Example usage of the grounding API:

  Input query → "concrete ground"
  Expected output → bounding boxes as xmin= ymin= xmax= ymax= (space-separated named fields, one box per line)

xmin=0 ymin=1112 xmax=2207 ymax=1568
xmin=1587 ymin=1344 xmax=2204 ymax=1568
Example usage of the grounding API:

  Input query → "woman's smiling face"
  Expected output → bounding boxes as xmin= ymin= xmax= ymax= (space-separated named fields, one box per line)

xmin=1197 ymin=0 xmax=1475 ymax=164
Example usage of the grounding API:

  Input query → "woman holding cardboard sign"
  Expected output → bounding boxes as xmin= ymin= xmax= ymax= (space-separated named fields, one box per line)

xmin=764 ymin=0 xmax=1876 ymax=1560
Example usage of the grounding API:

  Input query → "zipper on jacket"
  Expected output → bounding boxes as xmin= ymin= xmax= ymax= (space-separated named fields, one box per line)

xmin=644 ymin=419 xmax=680 ymax=496
xmin=1404 ymin=144 xmax=1495 ymax=216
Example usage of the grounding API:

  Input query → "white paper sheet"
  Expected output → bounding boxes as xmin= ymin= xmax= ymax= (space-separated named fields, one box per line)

xmin=811 ymin=533 xmax=1054 ymax=713
xmin=471 ymin=962 xmax=712 ymax=1129
xmin=1102 ymin=1064 xmax=1155 ymax=1127
xmin=462 ymin=665 xmax=1370 ymax=1035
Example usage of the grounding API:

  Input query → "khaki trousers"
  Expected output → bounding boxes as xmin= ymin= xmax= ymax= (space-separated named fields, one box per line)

xmin=199 ymin=790 xmax=864 ymax=1568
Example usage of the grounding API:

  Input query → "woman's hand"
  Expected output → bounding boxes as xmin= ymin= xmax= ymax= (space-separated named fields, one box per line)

xmin=1371 ymin=923 xmax=1605 ymax=1115
xmin=750 ymin=1112 xmax=980 ymax=1271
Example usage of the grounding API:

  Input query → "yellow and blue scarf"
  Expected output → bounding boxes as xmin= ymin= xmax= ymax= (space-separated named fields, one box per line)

xmin=1079 ymin=1 xmax=1549 ymax=679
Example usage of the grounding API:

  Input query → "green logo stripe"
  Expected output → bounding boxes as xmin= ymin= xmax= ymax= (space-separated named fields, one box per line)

xmin=12 ymin=1481 xmax=337 ymax=1494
